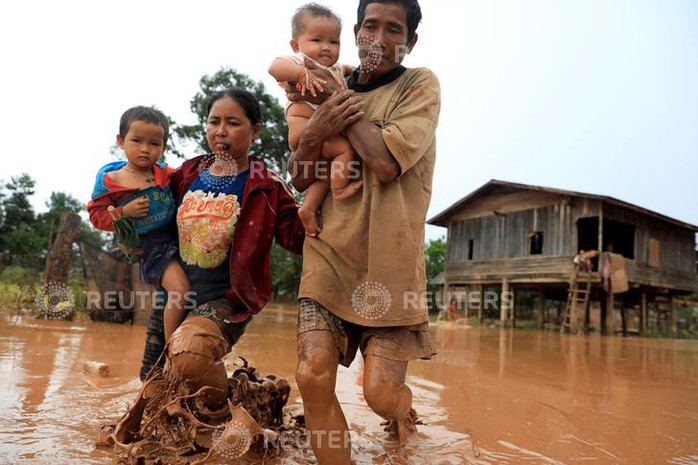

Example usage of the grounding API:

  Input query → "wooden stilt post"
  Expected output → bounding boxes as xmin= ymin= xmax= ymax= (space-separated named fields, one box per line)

xmin=605 ymin=283 xmax=614 ymax=336
xmin=669 ymin=295 xmax=677 ymax=335
xmin=510 ymin=286 xmax=516 ymax=328
xmin=537 ymin=285 xmax=545 ymax=330
xmin=478 ymin=284 xmax=485 ymax=323
xmin=640 ymin=292 xmax=647 ymax=337
xmin=501 ymin=278 xmax=509 ymax=324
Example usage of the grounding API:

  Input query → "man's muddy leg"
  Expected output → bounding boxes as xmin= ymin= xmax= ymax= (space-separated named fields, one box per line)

xmin=296 ymin=331 xmax=350 ymax=465
xmin=363 ymin=352 xmax=416 ymax=444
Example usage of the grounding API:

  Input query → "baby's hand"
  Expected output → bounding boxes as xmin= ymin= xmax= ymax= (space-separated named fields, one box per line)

xmin=122 ymin=196 xmax=150 ymax=218
xmin=296 ymin=67 xmax=326 ymax=98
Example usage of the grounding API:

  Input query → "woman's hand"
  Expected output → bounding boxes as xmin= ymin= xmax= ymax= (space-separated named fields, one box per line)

xmin=122 ymin=196 xmax=150 ymax=218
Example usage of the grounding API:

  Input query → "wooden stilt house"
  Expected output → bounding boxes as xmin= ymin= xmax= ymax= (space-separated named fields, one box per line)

xmin=427 ymin=180 xmax=698 ymax=335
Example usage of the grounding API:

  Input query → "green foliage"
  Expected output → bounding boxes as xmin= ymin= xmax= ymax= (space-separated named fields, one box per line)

xmin=0 ymin=265 xmax=39 ymax=286
xmin=0 ymin=174 xmax=105 ymax=260
xmin=169 ymin=67 xmax=290 ymax=174
xmin=424 ymin=237 xmax=446 ymax=310
xmin=270 ymin=242 xmax=303 ymax=300
xmin=2 ymin=225 xmax=44 ymax=255
xmin=0 ymin=174 xmax=37 ymax=252
xmin=424 ymin=237 xmax=446 ymax=280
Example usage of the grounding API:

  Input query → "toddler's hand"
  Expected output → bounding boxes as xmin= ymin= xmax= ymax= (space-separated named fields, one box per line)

xmin=122 ymin=196 xmax=150 ymax=218
xmin=116 ymin=243 xmax=143 ymax=255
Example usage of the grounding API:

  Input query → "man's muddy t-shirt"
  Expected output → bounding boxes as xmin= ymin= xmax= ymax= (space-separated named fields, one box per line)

xmin=298 ymin=67 xmax=441 ymax=327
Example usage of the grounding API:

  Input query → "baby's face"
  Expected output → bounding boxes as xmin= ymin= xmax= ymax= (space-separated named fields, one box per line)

xmin=295 ymin=16 xmax=341 ymax=67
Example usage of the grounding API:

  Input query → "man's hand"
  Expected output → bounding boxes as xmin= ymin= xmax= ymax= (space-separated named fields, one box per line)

xmin=122 ymin=196 xmax=150 ymax=218
xmin=288 ymin=90 xmax=365 ymax=191
xmin=305 ymin=90 xmax=366 ymax=141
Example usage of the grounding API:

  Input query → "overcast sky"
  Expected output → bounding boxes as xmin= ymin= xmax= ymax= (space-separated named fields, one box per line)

xmin=1 ymin=0 xmax=696 ymax=241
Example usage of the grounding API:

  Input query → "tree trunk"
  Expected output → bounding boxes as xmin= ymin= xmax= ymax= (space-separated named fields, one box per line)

xmin=44 ymin=212 xmax=81 ymax=284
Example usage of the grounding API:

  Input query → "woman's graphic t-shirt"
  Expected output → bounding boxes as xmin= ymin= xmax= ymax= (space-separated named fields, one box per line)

xmin=177 ymin=168 xmax=249 ymax=303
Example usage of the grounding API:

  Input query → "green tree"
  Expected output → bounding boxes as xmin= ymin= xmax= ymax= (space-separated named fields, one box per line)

xmin=424 ymin=237 xmax=446 ymax=280
xmin=424 ymin=237 xmax=446 ymax=311
xmin=270 ymin=242 xmax=303 ymax=300
xmin=37 ymin=191 xmax=106 ymax=249
xmin=37 ymin=192 xmax=83 ymax=238
xmin=2 ymin=174 xmax=36 ymax=228
xmin=0 ymin=174 xmax=38 ymax=254
xmin=170 ymin=67 xmax=290 ymax=174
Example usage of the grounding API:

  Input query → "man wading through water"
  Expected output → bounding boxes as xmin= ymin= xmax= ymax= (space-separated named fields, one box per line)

xmin=287 ymin=0 xmax=440 ymax=462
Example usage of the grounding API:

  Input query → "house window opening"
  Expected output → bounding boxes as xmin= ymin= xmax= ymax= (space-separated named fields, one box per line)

xmin=529 ymin=231 xmax=543 ymax=255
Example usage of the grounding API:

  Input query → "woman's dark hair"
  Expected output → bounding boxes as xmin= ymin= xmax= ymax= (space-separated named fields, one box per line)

xmin=206 ymin=87 xmax=261 ymax=126
xmin=357 ymin=0 xmax=422 ymax=43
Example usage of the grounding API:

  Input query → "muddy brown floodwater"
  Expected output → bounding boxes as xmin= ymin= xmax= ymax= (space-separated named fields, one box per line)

xmin=1 ymin=305 xmax=697 ymax=464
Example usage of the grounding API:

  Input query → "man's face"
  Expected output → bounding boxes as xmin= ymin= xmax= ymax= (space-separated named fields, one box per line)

xmin=354 ymin=2 xmax=417 ymax=78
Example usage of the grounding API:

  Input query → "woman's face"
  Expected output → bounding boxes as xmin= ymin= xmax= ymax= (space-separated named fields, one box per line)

xmin=206 ymin=96 xmax=261 ymax=159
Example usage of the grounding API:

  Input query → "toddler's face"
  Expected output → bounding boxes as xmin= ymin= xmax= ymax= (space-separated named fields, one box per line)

xmin=117 ymin=121 xmax=165 ymax=170
xmin=294 ymin=17 xmax=341 ymax=67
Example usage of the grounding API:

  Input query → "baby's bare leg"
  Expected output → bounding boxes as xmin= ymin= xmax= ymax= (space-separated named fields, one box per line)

xmin=322 ymin=136 xmax=363 ymax=201
xmin=299 ymin=180 xmax=330 ymax=237
xmin=160 ymin=260 xmax=190 ymax=342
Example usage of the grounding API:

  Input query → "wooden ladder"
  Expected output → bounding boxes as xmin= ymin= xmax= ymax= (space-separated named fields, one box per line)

xmin=561 ymin=268 xmax=592 ymax=334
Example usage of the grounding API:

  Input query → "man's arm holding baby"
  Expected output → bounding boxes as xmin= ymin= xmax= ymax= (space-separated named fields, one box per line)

xmin=288 ymin=90 xmax=365 ymax=191
xmin=344 ymin=119 xmax=401 ymax=183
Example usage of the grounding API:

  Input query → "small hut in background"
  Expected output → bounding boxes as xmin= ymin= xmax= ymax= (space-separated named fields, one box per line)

xmin=428 ymin=180 xmax=698 ymax=335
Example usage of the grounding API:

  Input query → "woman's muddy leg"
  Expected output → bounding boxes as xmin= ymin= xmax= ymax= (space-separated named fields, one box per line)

xmin=168 ymin=316 xmax=230 ymax=408
xmin=296 ymin=330 xmax=351 ymax=465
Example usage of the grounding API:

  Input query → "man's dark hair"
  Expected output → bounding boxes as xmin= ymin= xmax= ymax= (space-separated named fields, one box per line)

xmin=119 ymin=106 xmax=170 ymax=145
xmin=207 ymin=87 xmax=262 ymax=127
xmin=292 ymin=3 xmax=342 ymax=39
xmin=357 ymin=0 xmax=422 ymax=43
